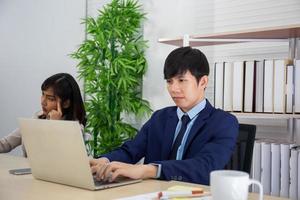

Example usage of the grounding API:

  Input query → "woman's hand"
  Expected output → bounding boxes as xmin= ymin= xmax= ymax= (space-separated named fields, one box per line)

xmin=47 ymin=100 xmax=63 ymax=120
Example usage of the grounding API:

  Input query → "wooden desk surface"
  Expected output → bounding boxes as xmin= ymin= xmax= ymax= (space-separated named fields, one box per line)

xmin=0 ymin=154 xmax=288 ymax=200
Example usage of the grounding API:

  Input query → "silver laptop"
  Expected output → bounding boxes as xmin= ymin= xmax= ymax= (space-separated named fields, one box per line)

xmin=19 ymin=118 xmax=141 ymax=190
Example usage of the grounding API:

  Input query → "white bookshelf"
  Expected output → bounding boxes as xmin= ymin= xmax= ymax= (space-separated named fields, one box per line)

xmin=158 ymin=24 xmax=300 ymax=47
xmin=231 ymin=112 xmax=300 ymax=120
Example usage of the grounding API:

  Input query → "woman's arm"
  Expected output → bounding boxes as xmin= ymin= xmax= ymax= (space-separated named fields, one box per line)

xmin=0 ymin=128 xmax=22 ymax=153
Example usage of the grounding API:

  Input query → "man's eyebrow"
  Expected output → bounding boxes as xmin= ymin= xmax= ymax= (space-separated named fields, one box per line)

xmin=166 ymin=74 xmax=185 ymax=80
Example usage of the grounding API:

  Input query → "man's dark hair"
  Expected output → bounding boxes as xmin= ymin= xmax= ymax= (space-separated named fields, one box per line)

xmin=164 ymin=46 xmax=209 ymax=82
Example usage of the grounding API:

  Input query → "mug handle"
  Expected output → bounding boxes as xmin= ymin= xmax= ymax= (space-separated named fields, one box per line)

xmin=249 ymin=179 xmax=263 ymax=200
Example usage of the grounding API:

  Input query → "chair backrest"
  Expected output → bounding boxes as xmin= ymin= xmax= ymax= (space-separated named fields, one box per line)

xmin=225 ymin=124 xmax=256 ymax=174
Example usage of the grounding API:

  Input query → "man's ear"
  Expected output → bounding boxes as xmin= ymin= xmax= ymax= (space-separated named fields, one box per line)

xmin=62 ymin=99 xmax=70 ymax=108
xmin=199 ymin=75 xmax=208 ymax=88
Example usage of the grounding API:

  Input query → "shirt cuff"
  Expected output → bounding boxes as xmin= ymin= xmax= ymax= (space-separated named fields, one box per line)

xmin=149 ymin=163 xmax=162 ymax=179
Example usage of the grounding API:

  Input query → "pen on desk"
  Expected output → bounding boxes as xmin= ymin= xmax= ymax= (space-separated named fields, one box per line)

xmin=158 ymin=190 xmax=203 ymax=199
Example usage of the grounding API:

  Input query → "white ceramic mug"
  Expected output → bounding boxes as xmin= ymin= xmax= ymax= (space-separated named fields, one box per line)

xmin=210 ymin=170 xmax=263 ymax=200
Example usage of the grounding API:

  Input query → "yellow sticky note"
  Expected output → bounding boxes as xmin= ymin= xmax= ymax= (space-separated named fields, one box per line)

xmin=166 ymin=185 xmax=205 ymax=200
xmin=167 ymin=185 xmax=204 ymax=192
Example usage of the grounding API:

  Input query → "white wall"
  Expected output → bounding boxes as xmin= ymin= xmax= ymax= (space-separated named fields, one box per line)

xmin=87 ymin=0 xmax=111 ymax=17
xmin=0 ymin=0 xmax=86 ymax=155
xmin=142 ymin=0 xmax=215 ymax=110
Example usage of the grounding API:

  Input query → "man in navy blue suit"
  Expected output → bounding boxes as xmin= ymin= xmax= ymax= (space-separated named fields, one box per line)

xmin=90 ymin=46 xmax=239 ymax=185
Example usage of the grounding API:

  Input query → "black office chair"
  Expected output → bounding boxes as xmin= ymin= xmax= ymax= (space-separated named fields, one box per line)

xmin=225 ymin=124 xmax=256 ymax=174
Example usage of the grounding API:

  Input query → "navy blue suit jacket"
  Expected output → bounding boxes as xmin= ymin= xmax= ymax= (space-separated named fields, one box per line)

xmin=102 ymin=100 xmax=238 ymax=185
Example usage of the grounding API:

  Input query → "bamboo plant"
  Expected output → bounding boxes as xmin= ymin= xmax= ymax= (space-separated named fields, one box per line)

xmin=71 ymin=0 xmax=151 ymax=157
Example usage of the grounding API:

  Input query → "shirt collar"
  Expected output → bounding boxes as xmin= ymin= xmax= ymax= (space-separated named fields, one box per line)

xmin=177 ymin=98 xmax=206 ymax=120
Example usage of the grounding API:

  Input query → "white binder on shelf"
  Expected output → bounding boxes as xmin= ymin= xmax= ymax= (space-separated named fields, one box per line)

xmin=289 ymin=147 xmax=299 ymax=200
xmin=214 ymin=62 xmax=224 ymax=109
xmin=232 ymin=61 xmax=244 ymax=112
xmin=223 ymin=62 xmax=233 ymax=111
xmin=263 ymin=60 xmax=274 ymax=113
xmin=273 ymin=59 xmax=288 ymax=113
xmin=295 ymin=60 xmax=300 ymax=113
xmin=255 ymin=61 xmax=264 ymax=113
xmin=244 ymin=61 xmax=256 ymax=112
xmin=252 ymin=141 xmax=261 ymax=193
xmin=286 ymin=64 xmax=294 ymax=113
xmin=261 ymin=141 xmax=271 ymax=195
xmin=270 ymin=143 xmax=280 ymax=196
xmin=279 ymin=143 xmax=292 ymax=198
xmin=298 ymin=150 xmax=300 ymax=200
xmin=295 ymin=119 xmax=300 ymax=146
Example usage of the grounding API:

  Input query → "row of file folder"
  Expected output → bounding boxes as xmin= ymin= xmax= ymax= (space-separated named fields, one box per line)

xmin=251 ymin=138 xmax=300 ymax=199
xmin=214 ymin=59 xmax=300 ymax=113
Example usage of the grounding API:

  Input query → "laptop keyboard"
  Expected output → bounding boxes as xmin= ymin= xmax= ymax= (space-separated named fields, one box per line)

xmin=93 ymin=176 xmax=120 ymax=186
xmin=93 ymin=176 xmax=134 ymax=186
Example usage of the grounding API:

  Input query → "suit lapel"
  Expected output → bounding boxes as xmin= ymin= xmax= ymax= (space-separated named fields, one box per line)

xmin=183 ymin=101 xmax=214 ymax=155
xmin=161 ymin=110 xmax=178 ymax=159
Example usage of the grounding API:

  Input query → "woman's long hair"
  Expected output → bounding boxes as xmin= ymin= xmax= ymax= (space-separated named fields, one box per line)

xmin=39 ymin=73 xmax=86 ymax=126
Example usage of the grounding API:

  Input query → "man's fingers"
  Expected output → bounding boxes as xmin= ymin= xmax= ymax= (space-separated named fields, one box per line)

xmin=105 ymin=162 xmax=124 ymax=173
xmin=110 ymin=168 xmax=125 ymax=181
xmin=89 ymin=160 xmax=128 ymax=182
xmin=96 ymin=163 xmax=110 ymax=180
xmin=89 ymin=159 xmax=98 ymax=166
xmin=89 ymin=158 xmax=112 ymax=180
xmin=90 ymin=166 xmax=98 ymax=174
xmin=103 ymin=164 xmax=116 ymax=180
xmin=104 ymin=162 xmax=133 ymax=182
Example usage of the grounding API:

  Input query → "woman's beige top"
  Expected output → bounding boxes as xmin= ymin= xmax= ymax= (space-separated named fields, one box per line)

xmin=0 ymin=128 xmax=24 ymax=154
